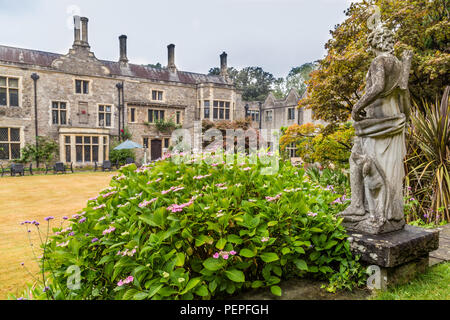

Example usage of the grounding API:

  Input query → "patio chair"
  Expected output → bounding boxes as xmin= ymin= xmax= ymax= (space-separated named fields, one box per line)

xmin=125 ymin=157 xmax=135 ymax=165
xmin=46 ymin=162 xmax=73 ymax=174
xmin=95 ymin=160 xmax=113 ymax=172
xmin=10 ymin=163 xmax=25 ymax=176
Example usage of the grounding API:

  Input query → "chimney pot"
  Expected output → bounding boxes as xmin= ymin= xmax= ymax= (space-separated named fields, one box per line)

xmin=119 ymin=35 xmax=128 ymax=64
xmin=220 ymin=52 xmax=228 ymax=77
xmin=80 ymin=17 xmax=89 ymax=46
xmin=167 ymin=44 xmax=177 ymax=72
xmin=73 ymin=16 xmax=81 ymax=45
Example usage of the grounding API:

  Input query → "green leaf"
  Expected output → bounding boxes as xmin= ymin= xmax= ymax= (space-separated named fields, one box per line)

xmin=225 ymin=269 xmax=245 ymax=283
xmin=260 ymin=252 xmax=279 ymax=263
xmin=310 ymin=227 xmax=323 ymax=233
xmin=122 ymin=289 xmax=138 ymax=300
xmin=203 ymin=258 xmax=225 ymax=271
xmin=195 ymin=285 xmax=209 ymax=297
xmin=216 ymin=238 xmax=227 ymax=250
xmin=240 ymin=248 xmax=256 ymax=258
xmin=251 ymin=280 xmax=264 ymax=289
xmin=147 ymin=284 xmax=164 ymax=299
xmin=180 ymin=278 xmax=201 ymax=295
xmin=133 ymin=291 xmax=148 ymax=300
xmin=294 ymin=259 xmax=308 ymax=271
xmin=175 ymin=252 xmax=185 ymax=267
xmin=281 ymin=247 xmax=291 ymax=255
xmin=227 ymin=234 xmax=243 ymax=244
xmin=267 ymin=221 xmax=278 ymax=227
xmin=271 ymin=285 xmax=282 ymax=297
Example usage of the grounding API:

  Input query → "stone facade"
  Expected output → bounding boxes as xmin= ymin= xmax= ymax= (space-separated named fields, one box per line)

xmin=0 ymin=16 xmax=244 ymax=166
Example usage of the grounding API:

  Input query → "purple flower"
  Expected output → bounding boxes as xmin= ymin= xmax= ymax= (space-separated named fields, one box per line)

xmin=44 ymin=216 xmax=54 ymax=221
xmin=91 ymin=238 xmax=99 ymax=243
xmin=62 ymin=216 xmax=68 ymax=220
xmin=79 ymin=217 xmax=87 ymax=224
xmin=20 ymin=262 xmax=24 ymax=266
xmin=43 ymin=286 xmax=49 ymax=293
xmin=85 ymin=233 xmax=89 ymax=237
xmin=68 ymin=232 xmax=75 ymax=237
xmin=213 ymin=253 xmax=220 ymax=259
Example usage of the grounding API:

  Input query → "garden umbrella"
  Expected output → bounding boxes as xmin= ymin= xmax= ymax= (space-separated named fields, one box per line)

xmin=113 ymin=140 xmax=143 ymax=150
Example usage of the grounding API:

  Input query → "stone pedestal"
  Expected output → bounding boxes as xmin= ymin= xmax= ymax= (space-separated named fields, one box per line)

xmin=347 ymin=225 xmax=439 ymax=290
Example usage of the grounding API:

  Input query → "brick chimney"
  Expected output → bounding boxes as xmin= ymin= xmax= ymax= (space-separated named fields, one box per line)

xmin=119 ymin=35 xmax=128 ymax=64
xmin=167 ymin=44 xmax=177 ymax=73
xmin=220 ymin=52 xmax=228 ymax=77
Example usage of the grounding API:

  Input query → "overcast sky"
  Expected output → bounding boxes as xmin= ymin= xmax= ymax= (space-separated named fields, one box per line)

xmin=0 ymin=0 xmax=358 ymax=78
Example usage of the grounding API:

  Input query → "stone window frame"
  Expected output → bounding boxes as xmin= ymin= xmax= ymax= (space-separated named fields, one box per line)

xmin=128 ymin=107 xmax=137 ymax=123
xmin=97 ymin=104 xmax=113 ymax=128
xmin=287 ymin=107 xmax=296 ymax=121
xmin=50 ymin=100 xmax=69 ymax=126
xmin=176 ymin=111 xmax=182 ymax=125
xmin=265 ymin=110 xmax=273 ymax=122
xmin=150 ymin=89 xmax=165 ymax=102
xmin=212 ymin=100 xmax=231 ymax=120
xmin=73 ymin=134 xmax=103 ymax=163
xmin=74 ymin=78 xmax=91 ymax=95
xmin=147 ymin=108 xmax=165 ymax=123
xmin=250 ymin=110 xmax=260 ymax=122
xmin=0 ymin=127 xmax=22 ymax=160
xmin=0 ymin=75 xmax=21 ymax=108
xmin=203 ymin=100 xmax=211 ymax=120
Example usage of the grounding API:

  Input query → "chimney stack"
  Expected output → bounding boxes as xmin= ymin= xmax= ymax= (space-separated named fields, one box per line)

xmin=220 ymin=52 xmax=228 ymax=77
xmin=73 ymin=16 xmax=82 ymax=45
xmin=167 ymin=44 xmax=177 ymax=73
xmin=80 ymin=17 xmax=89 ymax=46
xmin=119 ymin=35 xmax=128 ymax=64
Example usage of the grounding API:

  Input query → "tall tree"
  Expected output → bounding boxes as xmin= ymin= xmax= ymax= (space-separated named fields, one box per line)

xmin=300 ymin=0 xmax=449 ymax=123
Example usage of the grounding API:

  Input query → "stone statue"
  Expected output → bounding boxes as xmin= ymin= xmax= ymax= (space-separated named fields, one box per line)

xmin=339 ymin=24 xmax=413 ymax=234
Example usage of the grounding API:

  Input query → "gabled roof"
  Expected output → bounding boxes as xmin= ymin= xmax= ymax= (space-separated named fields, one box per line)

xmin=0 ymin=44 xmax=228 ymax=86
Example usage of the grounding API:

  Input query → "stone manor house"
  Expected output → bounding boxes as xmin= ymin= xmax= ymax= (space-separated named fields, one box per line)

xmin=0 ymin=16 xmax=315 ymax=166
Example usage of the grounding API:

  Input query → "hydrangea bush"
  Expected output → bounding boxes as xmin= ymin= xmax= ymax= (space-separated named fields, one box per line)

xmin=17 ymin=153 xmax=365 ymax=300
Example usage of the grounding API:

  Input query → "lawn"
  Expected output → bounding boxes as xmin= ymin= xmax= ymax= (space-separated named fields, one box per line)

xmin=371 ymin=262 xmax=450 ymax=300
xmin=0 ymin=172 xmax=114 ymax=299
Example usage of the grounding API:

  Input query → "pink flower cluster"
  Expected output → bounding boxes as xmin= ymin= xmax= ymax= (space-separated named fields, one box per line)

xmin=213 ymin=250 xmax=237 ymax=260
xmin=332 ymin=195 xmax=349 ymax=204
xmin=117 ymin=276 xmax=134 ymax=287
xmin=261 ymin=237 xmax=270 ymax=243
xmin=167 ymin=198 xmax=194 ymax=213
xmin=55 ymin=226 xmax=73 ymax=235
xmin=161 ymin=185 xmax=184 ymax=195
xmin=193 ymin=174 xmax=211 ymax=180
xmin=138 ymin=198 xmax=157 ymax=208
xmin=102 ymin=226 xmax=116 ymax=235
xmin=266 ymin=193 xmax=282 ymax=202
xmin=307 ymin=212 xmax=318 ymax=217
xmin=147 ymin=177 xmax=162 ymax=185
xmin=102 ymin=191 xmax=117 ymax=199
xmin=93 ymin=204 xmax=106 ymax=210
xmin=242 ymin=167 xmax=252 ymax=171
xmin=117 ymin=247 xmax=137 ymax=257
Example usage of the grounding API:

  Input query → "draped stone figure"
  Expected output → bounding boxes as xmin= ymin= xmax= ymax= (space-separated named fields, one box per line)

xmin=339 ymin=24 xmax=413 ymax=234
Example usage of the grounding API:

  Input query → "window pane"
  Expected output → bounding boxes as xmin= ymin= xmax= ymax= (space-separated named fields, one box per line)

xmin=99 ymin=105 xmax=104 ymax=112
xmin=84 ymin=145 xmax=91 ymax=162
xmin=99 ymin=113 xmax=104 ymax=126
xmin=213 ymin=101 xmax=218 ymax=107
xmin=160 ymin=111 xmax=165 ymax=120
xmin=84 ymin=136 xmax=91 ymax=144
xmin=75 ymin=80 xmax=81 ymax=93
xmin=0 ymin=143 xmax=9 ymax=159
xmin=204 ymin=108 xmax=210 ymax=118
xmin=131 ymin=108 xmax=135 ymax=122
xmin=76 ymin=145 xmax=83 ymax=162
xmin=60 ymin=111 xmax=67 ymax=125
xmin=52 ymin=102 xmax=59 ymax=109
xmin=65 ymin=136 xmax=71 ymax=144
xmin=219 ymin=109 xmax=224 ymax=119
xmin=158 ymin=92 xmax=163 ymax=100
xmin=0 ymin=88 xmax=6 ymax=106
xmin=148 ymin=110 xmax=153 ymax=123
xmin=164 ymin=138 xmax=169 ymax=148
xmin=8 ymin=78 xmax=18 ymax=88
xmin=0 ymin=77 xmax=6 ymax=87
xmin=92 ymin=145 xmax=99 ymax=162
xmin=204 ymin=101 xmax=210 ymax=107
xmin=213 ymin=108 xmax=218 ymax=119
xmin=219 ymin=101 xmax=224 ymax=108
xmin=0 ymin=128 xmax=8 ymax=141
xmin=10 ymin=143 xmax=20 ymax=159
xmin=65 ymin=145 xmax=71 ymax=162
xmin=9 ymin=89 xmax=19 ymax=107
xmin=225 ymin=102 xmax=230 ymax=109
xmin=143 ymin=138 xmax=148 ymax=148
xmin=83 ymin=81 xmax=89 ymax=94
xmin=52 ymin=110 xmax=59 ymax=125
xmin=106 ymin=114 xmax=111 ymax=127
xmin=60 ymin=102 xmax=66 ymax=110
xmin=152 ymin=91 xmax=157 ymax=100
xmin=10 ymin=128 xmax=19 ymax=142
xmin=76 ymin=136 xmax=82 ymax=144
xmin=106 ymin=106 xmax=111 ymax=112
xmin=154 ymin=111 xmax=159 ymax=121
xmin=176 ymin=112 xmax=180 ymax=124
xmin=92 ymin=137 xmax=99 ymax=144
xmin=225 ymin=109 xmax=230 ymax=120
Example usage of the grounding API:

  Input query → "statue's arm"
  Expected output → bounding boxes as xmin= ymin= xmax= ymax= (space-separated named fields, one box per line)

xmin=352 ymin=58 xmax=386 ymax=121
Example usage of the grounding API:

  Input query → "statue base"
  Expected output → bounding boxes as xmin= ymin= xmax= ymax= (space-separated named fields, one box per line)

xmin=342 ymin=216 xmax=406 ymax=235
xmin=347 ymin=225 xmax=439 ymax=290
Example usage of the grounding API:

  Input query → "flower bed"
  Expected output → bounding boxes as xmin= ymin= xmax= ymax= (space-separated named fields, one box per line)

xmin=23 ymin=153 xmax=365 ymax=300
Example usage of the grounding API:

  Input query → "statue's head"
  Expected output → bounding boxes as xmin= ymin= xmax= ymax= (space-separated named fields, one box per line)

xmin=367 ymin=25 xmax=395 ymax=53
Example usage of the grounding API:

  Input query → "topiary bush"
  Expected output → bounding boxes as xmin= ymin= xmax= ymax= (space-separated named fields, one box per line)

xmin=17 ymin=153 xmax=365 ymax=300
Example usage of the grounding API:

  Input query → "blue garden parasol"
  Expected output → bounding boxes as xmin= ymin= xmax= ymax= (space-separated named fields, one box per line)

xmin=113 ymin=140 xmax=143 ymax=150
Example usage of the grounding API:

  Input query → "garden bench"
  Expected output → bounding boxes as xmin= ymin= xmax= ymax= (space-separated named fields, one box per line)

xmin=95 ymin=160 xmax=114 ymax=172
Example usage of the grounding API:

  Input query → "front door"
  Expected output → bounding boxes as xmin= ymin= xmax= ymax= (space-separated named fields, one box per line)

xmin=151 ymin=139 xmax=162 ymax=160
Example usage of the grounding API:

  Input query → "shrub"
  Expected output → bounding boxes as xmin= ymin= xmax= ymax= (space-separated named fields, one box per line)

xmin=109 ymin=138 xmax=135 ymax=166
xmin=15 ymin=136 xmax=59 ymax=165
xmin=18 ymin=153 xmax=364 ymax=300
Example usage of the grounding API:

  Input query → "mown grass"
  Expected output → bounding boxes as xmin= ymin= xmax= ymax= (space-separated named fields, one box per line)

xmin=0 ymin=172 xmax=113 ymax=299
xmin=371 ymin=262 xmax=450 ymax=300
